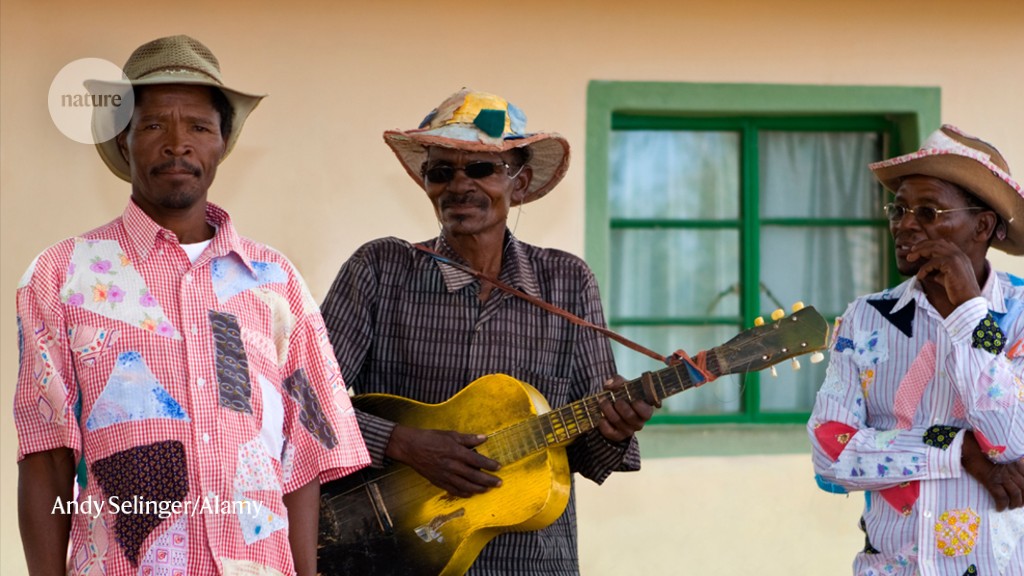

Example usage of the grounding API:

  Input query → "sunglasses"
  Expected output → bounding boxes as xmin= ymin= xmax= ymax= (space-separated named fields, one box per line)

xmin=883 ymin=203 xmax=985 ymax=224
xmin=422 ymin=161 xmax=509 ymax=184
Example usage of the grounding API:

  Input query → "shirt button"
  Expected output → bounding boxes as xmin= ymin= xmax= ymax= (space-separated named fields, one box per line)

xmin=202 ymin=433 xmax=211 ymax=443
xmin=158 ymin=248 xmax=165 ymax=256
xmin=191 ymin=325 xmax=198 ymax=335
xmin=197 ymin=377 xmax=205 ymax=387
xmin=923 ymin=510 xmax=932 ymax=518
xmin=184 ymin=273 xmax=193 ymax=283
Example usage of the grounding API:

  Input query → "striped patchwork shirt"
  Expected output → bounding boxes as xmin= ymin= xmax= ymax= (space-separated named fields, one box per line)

xmin=14 ymin=200 xmax=370 ymax=575
xmin=320 ymin=233 xmax=641 ymax=575
xmin=808 ymin=268 xmax=1024 ymax=576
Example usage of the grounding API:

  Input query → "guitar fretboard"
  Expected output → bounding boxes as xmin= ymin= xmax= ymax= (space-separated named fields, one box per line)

xmin=478 ymin=357 xmax=720 ymax=466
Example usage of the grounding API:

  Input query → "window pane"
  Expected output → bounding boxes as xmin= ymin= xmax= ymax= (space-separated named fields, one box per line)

xmin=759 ymin=226 xmax=885 ymax=315
xmin=611 ymin=229 xmax=739 ymax=319
xmin=759 ymin=131 xmax=883 ymax=219
xmin=759 ymin=357 xmax=827 ymax=412
xmin=611 ymin=325 xmax=742 ymax=415
xmin=609 ymin=130 xmax=740 ymax=219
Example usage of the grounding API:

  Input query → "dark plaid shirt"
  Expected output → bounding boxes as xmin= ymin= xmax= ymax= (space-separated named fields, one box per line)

xmin=320 ymin=232 xmax=641 ymax=575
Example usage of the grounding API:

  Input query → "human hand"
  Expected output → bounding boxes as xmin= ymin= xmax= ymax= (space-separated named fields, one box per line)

xmin=385 ymin=424 xmax=501 ymax=498
xmin=596 ymin=375 xmax=655 ymax=443
xmin=962 ymin=430 xmax=1024 ymax=511
xmin=907 ymin=239 xmax=981 ymax=307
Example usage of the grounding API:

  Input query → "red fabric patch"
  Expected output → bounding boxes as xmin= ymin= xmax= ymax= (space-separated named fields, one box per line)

xmin=974 ymin=429 xmax=1007 ymax=457
xmin=879 ymin=481 xmax=920 ymax=516
xmin=814 ymin=421 xmax=858 ymax=461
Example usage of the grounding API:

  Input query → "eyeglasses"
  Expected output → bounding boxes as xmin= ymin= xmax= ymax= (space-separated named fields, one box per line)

xmin=883 ymin=203 xmax=985 ymax=224
xmin=422 ymin=161 xmax=510 ymax=184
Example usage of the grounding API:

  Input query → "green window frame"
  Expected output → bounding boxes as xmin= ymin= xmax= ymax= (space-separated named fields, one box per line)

xmin=585 ymin=81 xmax=940 ymax=427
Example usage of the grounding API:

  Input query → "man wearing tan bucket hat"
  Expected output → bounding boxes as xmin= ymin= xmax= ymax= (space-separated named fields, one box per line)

xmin=318 ymin=89 xmax=653 ymax=574
xmin=15 ymin=35 xmax=369 ymax=576
xmin=809 ymin=125 xmax=1024 ymax=575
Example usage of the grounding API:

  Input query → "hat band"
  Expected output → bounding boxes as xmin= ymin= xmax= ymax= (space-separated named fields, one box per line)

xmin=133 ymin=65 xmax=223 ymax=85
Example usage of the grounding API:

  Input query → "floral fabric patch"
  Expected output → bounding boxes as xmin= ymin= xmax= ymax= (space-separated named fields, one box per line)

xmin=879 ymin=481 xmax=920 ymax=516
xmin=210 ymin=310 xmax=253 ymax=415
xmin=235 ymin=495 xmax=287 ymax=545
xmin=86 ymin=351 xmax=190 ymax=431
xmin=990 ymin=508 xmax=1024 ymax=574
xmin=972 ymin=312 xmax=1006 ymax=355
xmin=137 ymin=515 xmax=187 ymax=576
xmin=234 ymin=439 xmax=281 ymax=494
xmin=852 ymin=330 xmax=888 ymax=369
xmin=210 ymin=257 xmax=288 ymax=303
xmin=69 ymin=514 xmax=109 ymax=575
xmin=61 ymin=238 xmax=180 ymax=339
xmin=934 ymin=508 xmax=980 ymax=558
xmin=69 ymin=325 xmax=120 ymax=366
xmin=283 ymin=368 xmax=338 ymax=450
xmin=31 ymin=320 xmax=67 ymax=424
xmin=92 ymin=441 xmax=188 ymax=565
xmin=252 ymin=289 xmax=294 ymax=366
xmin=923 ymin=425 xmax=961 ymax=450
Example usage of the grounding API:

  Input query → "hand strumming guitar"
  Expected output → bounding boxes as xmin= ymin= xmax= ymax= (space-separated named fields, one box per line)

xmin=385 ymin=424 xmax=502 ymax=498
xmin=596 ymin=375 xmax=656 ymax=444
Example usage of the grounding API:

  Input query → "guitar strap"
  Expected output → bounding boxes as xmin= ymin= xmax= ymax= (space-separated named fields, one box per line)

xmin=414 ymin=243 xmax=718 ymax=384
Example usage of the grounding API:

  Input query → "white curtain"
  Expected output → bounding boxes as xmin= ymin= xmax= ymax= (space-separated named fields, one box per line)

xmin=608 ymin=129 xmax=885 ymax=415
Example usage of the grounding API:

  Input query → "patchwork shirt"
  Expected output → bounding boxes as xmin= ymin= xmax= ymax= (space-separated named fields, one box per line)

xmin=14 ymin=200 xmax=370 ymax=576
xmin=808 ymin=268 xmax=1024 ymax=576
xmin=320 ymin=234 xmax=640 ymax=576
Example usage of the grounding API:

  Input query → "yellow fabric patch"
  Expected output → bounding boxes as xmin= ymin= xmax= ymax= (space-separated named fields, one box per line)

xmin=449 ymin=92 xmax=510 ymax=132
xmin=934 ymin=508 xmax=979 ymax=557
xmin=220 ymin=558 xmax=286 ymax=576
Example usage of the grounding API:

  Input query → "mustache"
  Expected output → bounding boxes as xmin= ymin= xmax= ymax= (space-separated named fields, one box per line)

xmin=151 ymin=159 xmax=201 ymax=177
xmin=439 ymin=193 xmax=488 ymax=210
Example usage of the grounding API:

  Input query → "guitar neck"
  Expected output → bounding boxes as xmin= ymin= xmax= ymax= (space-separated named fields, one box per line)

xmin=479 ymin=355 xmax=720 ymax=466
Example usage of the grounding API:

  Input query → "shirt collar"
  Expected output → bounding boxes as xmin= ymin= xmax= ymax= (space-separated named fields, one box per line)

xmin=890 ymin=260 xmax=1005 ymax=314
xmin=430 ymin=230 xmax=541 ymax=298
xmin=121 ymin=199 xmax=256 ymax=275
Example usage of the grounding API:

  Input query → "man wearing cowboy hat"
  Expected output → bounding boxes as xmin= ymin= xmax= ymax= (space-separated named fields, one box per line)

xmin=15 ymin=35 xmax=369 ymax=576
xmin=808 ymin=125 xmax=1024 ymax=575
xmin=319 ymin=89 xmax=653 ymax=574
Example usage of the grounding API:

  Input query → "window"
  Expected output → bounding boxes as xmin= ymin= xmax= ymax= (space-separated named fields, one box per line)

xmin=585 ymin=82 xmax=940 ymax=425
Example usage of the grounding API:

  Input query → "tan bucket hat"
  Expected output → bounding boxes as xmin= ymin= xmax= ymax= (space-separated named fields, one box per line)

xmin=85 ymin=35 xmax=265 ymax=182
xmin=870 ymin=124 xmax=1024 ymax=255
xmin=383 ymin=88 xmax=570 ymax=205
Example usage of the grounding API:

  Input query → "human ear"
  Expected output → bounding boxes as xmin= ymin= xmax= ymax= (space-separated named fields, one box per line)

xmin=510 ymin=165 xmax=533 ymax=204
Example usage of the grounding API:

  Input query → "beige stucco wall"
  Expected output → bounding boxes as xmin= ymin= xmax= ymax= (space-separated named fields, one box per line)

xmin=1 ymin=1 xmax=1022 ymax=574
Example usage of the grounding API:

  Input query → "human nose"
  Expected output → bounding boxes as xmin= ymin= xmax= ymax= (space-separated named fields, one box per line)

xmin=162 ymin=123 xmax=192 ymax=156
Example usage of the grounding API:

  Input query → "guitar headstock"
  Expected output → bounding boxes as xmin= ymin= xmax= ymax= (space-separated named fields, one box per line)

xmin=712 ymin=303 xmax=829 ymax=376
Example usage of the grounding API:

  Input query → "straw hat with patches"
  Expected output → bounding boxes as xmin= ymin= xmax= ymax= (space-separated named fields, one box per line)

xmin=870 ymin=124 xmax=1024 ymax=254
xmin=86 ymin=35 xmax=265 ymax=182
xmin=383 ymin=89 xmax=570 ymax=205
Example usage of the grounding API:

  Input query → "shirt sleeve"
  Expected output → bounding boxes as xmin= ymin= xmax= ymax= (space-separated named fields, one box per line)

xmin=278 ymin=266 xmax=369 ymax=492
xmin=944 ymin=295 xmax=1024 ymax=463
xmin=807 ymin=303 xmax=963 ymax=493
xmin=320 ymin=244 xmax=393 ymax=467
xmin=14 ymin=250 xmax=82 ymax=462
xmin=564 ymin=265 xmax=640 ymax=484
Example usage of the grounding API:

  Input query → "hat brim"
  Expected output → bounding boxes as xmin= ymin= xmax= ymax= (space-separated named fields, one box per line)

xmin=871 ymin=152 xmax=1024 ymax=255
xmin=383 ymin=129 xmax=570 ymax=206
xmin=85 ymin=75 xmax=264 ymax=182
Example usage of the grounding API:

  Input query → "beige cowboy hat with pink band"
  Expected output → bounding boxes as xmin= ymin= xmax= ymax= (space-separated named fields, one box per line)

xmin=383 ymin=89 xmax=570 ymax=205
xmin=870 ymin=124 xmax=1024 ymax=255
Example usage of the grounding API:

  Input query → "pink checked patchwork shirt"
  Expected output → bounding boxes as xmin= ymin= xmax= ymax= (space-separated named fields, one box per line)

xmin=809 ymin=270 xmax=1024 ymax=576
xmin=14 ymin=201 xmax=370 ymax=575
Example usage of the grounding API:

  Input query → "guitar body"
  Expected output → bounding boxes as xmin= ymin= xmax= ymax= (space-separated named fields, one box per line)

xmin=318 ymin=374 xmax=571 ymax=576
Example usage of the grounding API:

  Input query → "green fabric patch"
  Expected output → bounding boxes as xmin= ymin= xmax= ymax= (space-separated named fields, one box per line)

xmin=972 ymin=312 xmax=1005 ymax=355
xmin=923 ymin=425 xmax=961 ymax=450
xmin=473 ymin=109 xmax=506 ymax=138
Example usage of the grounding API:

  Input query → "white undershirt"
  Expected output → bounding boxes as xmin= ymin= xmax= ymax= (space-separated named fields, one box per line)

xmin=180 ymin=239 xmax=213 ymax=264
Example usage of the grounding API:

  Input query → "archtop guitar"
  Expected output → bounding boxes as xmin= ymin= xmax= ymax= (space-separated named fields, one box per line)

xmin=318 ymin=305 xmax=829 ymax=576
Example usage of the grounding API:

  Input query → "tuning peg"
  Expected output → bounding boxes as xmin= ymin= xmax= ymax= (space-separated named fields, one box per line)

xmin=770 ymin=366 xmax=778 ymax=378
xmin=791 ymin=358 xmax=801 ymax=371
xmin=810 ymin=351 xmax=825 ymax=364
xmin=771 ymin=309 xmax=785 ymax=321
xmin=754 ymin=316 xmax=765 ymax=326
xmin=791 ymin=301 xmax=805 ymax=312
